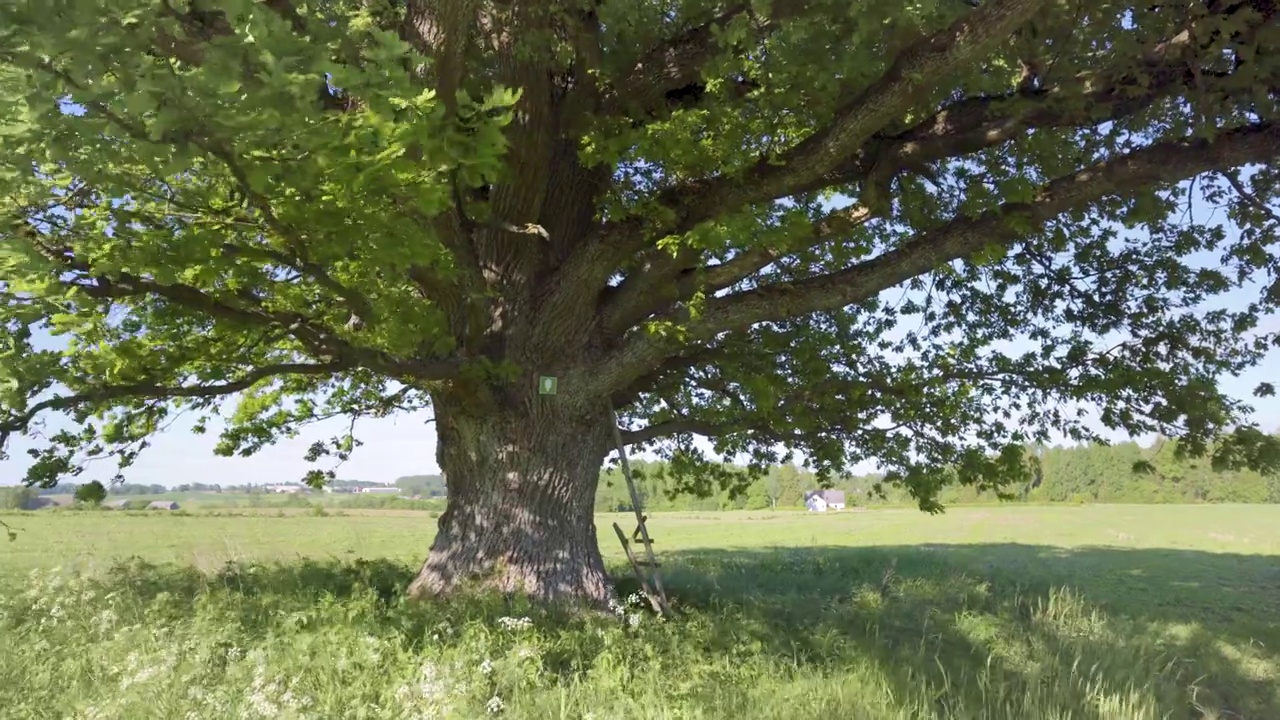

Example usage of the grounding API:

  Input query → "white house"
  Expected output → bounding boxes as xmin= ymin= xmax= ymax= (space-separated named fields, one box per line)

xmin=359 ymin=487 xmax=400 ymax=495
xmin=804 ymin=490 xmax=846 ymax=512
xmin=265 ymin=484 xmax=306 ymax=494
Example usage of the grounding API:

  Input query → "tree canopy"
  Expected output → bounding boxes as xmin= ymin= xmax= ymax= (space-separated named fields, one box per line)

xmin=2 ymin=0 xmax=1279 ymax=508
xmin=73 ymin=479 xmax=107 ymax=505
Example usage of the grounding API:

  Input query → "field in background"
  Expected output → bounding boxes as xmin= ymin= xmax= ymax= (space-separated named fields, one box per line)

xmin=2 ymin=504 xmax=1278 ymax=718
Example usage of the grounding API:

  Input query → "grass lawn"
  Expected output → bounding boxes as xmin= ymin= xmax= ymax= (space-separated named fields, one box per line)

xmin=1 ymin=504 xmax=1277 ymax=718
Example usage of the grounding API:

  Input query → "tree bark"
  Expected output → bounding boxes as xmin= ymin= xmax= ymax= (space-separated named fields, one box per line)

xmin=408 ymin=391 xmax=613 ymax=606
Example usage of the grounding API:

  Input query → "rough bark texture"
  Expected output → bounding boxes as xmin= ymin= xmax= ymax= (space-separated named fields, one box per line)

xmin=408 ymin=391 xmax=613 ymax=606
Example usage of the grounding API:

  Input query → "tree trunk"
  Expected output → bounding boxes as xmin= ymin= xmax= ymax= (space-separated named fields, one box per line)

xmin=408 ymin=392 xmax=614 ymax=606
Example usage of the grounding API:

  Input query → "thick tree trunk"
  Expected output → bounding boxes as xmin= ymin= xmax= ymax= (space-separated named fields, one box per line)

xmin=408 ymin=393 xmax=614 ymax=606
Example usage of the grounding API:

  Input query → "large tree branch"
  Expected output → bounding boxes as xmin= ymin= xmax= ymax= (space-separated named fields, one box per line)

xmin=600 ymin=203 xmax=878 ymax=335
xmin=576 ymin=121 xmax=1280 ymax=404
xmin=539 ymin=0 xmax=1045 ymax=344
xmin=601 ymin=1 xmax=817 ymax=120
xmin=625 ymin=0 xmax=1047 ymax=239
xmin=599 ymin=39 xmax=1279 ymax=338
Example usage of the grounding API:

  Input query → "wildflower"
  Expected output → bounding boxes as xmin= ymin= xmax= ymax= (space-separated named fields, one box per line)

xmin=495 ymin=616 xmax=532 ymax=631
xmin=419 ymin=662 xmax=447 ymax=701
xmin=626 ymin=592 xmax=645 ymax=607
xmin=486 ymin=695 xmax=505 ymax=714
xmin=607 ymin=598 xmax=626 ymax=617
xmin=119 ymin=663 xmax=162 ymax=691
xmin=479 ymin=658 xmax=494 ymax=675
xmin=626 ymin=613 xmax=642 ymax=629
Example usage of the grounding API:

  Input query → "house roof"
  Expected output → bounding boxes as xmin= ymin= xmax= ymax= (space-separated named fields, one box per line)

xmin=104 ymin=499 xmax=132 ymax=509
xmin=805 ymin=490 xmax=846 ymax=503
xmin=146 ymin=500 xmax=179 ymax=509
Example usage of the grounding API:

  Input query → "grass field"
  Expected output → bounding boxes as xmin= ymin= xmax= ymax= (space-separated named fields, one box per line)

xmin=1 ymin=505 xmax=1277 ymax=719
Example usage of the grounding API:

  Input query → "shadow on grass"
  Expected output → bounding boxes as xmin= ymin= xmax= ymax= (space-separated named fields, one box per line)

xmin=55 ymin=544 xmax=1279 ymax=718
xmin=662 ymin=544 xmax=1280 ymax=719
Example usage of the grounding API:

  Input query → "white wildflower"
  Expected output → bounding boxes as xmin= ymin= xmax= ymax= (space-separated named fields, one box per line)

xmin=479 ymin=658 xmax=493 ymax=675
xmin=626 ymin=592 xmax=645 ymax=607
xmin=280 ymin=687 xmax=306 ymax=711
xmin=626 ymin=613 xmax=642 ymax=629
xmin=514 ymin=647 xmax=538 ymax=660
xmin=361 ymin=634 xmax=383 ymax=662
xmin=246 ymin=667 xmax=280 ymax=717
xmin=607 ymin=598 xmax=626 ymax=617
xmin=119 ymin=663 xmax=162 ymax=691
xmin=94 ymin=609 xmax=118 ymax=632
xmin=419 ymin=662 xmax=447 ymax=702
xmin=486 ymin=695 xmax=505 ymax=714
xmin=496 ymin=616 xmax=532 ymax=631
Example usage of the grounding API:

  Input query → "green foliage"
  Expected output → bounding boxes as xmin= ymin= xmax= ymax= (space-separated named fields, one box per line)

xmin=0 ymin=0 xmax=1277 ymax=518
xmin=73 ymin=479 xmax=107 ymax=505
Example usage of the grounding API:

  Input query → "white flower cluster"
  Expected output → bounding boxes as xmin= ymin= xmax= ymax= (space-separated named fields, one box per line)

xmin=495 ymin=616 xmax=532 ymax=631
xmin=485 ymin=695 xmax=505 ymax=714
xmin=392 ymin=661 xmax=460 ymax=719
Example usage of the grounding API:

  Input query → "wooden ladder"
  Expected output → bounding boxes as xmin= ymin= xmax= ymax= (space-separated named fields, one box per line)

xmin=608 ymin=403 xmax=670 ymax=616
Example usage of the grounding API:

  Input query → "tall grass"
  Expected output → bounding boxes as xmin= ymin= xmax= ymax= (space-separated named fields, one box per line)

xmin=2 ymin=549 xmax=1272 ymax=719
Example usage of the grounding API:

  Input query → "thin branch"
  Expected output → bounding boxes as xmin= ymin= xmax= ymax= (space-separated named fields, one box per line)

xmin=0 ymin=362 xmax=346 ymax=446
xmin=1223 ymin=170 xmax=1280 ymax=227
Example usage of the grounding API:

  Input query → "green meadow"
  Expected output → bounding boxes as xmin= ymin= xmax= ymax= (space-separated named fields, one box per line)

xmin=1 ymin=504 xmax=1277 ymax=719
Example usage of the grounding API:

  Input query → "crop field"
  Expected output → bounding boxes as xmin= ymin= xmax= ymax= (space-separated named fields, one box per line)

xmin=1 ymin=504 xmax=1278 ymax=719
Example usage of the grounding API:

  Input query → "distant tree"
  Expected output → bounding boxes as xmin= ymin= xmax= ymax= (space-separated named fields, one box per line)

xmin=1 ymin=486 xmax=41 ymax=510
xmin=394 ymin=474 xmax=447 ymax=498
xmin=762 ymin=473 xmax=783 ymax=510
xmin=74 ymin=480 xmax=107 ymax=506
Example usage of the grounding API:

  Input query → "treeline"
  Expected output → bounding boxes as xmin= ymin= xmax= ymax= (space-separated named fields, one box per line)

xmin=594 ymin=437 xmax=1280 ymax=511
xmin=393 ymin=474 xmax=447 ymax=497
xmin=7 ymin=436 xmax=1276 ymax=512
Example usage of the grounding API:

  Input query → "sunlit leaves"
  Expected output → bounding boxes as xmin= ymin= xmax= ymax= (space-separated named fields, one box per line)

xmin=0 ymin=0 xmax=521 ymax=485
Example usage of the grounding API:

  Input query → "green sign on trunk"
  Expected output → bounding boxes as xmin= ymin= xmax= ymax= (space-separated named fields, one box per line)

xmin=538 ymin=376 xmax=558 ymax=395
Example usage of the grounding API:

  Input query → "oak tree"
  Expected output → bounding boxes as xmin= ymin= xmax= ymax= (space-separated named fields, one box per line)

xmin=2 ymin=0 xmax=1280 ymax=604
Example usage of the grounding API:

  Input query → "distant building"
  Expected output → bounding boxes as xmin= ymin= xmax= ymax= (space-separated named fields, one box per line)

xmin=104 ymin=499 xmax=133 ymax=510
xmin=265 ymin=484 xmax=306 ymax=494
xmin=804 ymin=490 xmax=846 ymax=512
xmin=359 ymin=487 xmax=400 ymax=495
xmin=146 ymin=500 xmax=180 ymax=511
